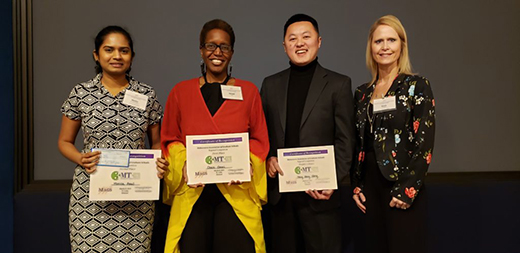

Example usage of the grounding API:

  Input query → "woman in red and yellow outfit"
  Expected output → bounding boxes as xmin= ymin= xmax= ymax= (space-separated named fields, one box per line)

xmin=161 ymin=19 xmax=269 ymax=253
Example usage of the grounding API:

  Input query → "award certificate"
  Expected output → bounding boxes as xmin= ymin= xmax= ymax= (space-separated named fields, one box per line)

xmin=186 ymin=133 xmax=250 ymax=185
xmin=277 ymin=145 xmax=337 ymax=193
xmin=89 ymin=149 xmax=161 ymax=201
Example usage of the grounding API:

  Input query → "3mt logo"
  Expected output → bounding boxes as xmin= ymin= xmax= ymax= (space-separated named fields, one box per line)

xmin=205 ymin=156 xmax=232 ymax=164
xmin=205 ymin=156 xmax=213 ymax=164
xmin=294 ymin=166 xmax=301 ymax=174
xmin=111 ymin=171 xmax=119 ymax=180
xmin=111 ymin=171 xmax=139 ymax=180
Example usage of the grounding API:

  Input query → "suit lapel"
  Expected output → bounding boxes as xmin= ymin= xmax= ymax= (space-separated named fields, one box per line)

xmin=277 ymin=69 xmax=290 ymax=133
xmin=300 ymin=64 xmax=327 ymax=128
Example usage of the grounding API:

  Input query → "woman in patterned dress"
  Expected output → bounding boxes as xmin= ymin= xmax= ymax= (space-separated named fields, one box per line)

xmin=58 ymin=26 xmax=168 ymax=253
xmin=350 ymin=15 xmax=435 ymax=253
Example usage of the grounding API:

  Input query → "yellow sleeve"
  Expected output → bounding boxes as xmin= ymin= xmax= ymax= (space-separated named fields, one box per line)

xmin=162 ymin=142 xmax=186 ymax=205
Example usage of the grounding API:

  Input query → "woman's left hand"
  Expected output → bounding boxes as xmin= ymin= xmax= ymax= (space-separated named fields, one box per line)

xmin=155 ymin=157 xmax=169 ymax=179
xmin=389 ymin=197 xmax=410 ymax=210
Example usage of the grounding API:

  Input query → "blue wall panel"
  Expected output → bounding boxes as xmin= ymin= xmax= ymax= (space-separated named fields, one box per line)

xmin=0 ymin=1 xmax=14 ymax=252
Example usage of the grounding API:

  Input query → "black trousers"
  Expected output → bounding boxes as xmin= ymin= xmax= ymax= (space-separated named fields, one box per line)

xmin=179 ymin=184 xmax=255 ymax=253
xmin=268 ymin=192 xmax=342 ymax=253
xmin=363 ymin=151 xmax=428 ymax=253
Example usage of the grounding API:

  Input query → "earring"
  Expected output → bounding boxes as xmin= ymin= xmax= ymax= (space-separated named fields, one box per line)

xmin=228 ymin=63 xmax=233 ymax=77
xmin=200 ymin=60 xmax=206 ymax=76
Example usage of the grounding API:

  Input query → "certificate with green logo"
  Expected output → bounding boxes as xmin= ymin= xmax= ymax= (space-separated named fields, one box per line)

xmin=186 ymin=132 xmax=250 ymax=185
xmin=277 ymin=145 xmax=337 ymax=193
xmin=89 ymin=149 xmax=161 ymax=201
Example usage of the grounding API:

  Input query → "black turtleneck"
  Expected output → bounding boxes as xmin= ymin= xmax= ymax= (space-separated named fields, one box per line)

xmin=200 ymin=82 xmax=224 ymax=116
xmin=285 ymin=58 xmax=318 ymax=148
xmin=200 ymin=74 xmax=230 ymax=116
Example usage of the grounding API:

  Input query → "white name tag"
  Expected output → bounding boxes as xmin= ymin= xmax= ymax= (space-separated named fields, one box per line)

xmin=373 ymin=96 xmax=396 ymax=113
xmin=221 ymin=85 xmax=243 ymax=100
xmin=122 ymin=90 xmax=148 ymax=110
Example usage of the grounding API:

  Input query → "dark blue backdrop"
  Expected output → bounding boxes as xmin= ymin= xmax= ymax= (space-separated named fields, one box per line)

xmin=0 ymin=1 xmax=14 ymax=252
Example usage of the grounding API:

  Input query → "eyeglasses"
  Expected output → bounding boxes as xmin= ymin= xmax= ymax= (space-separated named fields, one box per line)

xmin=201 ymin=43 xmax=233 ymax=53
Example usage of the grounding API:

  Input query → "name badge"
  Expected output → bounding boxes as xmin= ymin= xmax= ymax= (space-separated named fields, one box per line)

xmin=373 ymin=96 xmax=396 ymax=113
xmin=122 ymin=90 xmax=148 ymax=110
xmin=221 ymin=85 xmax=243 ymax=100
xmin=92 ymin=148 xmax=130 ymax=167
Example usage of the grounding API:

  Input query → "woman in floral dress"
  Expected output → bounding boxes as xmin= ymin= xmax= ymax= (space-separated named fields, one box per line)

xmin=351 ymin=15 xmax=435 ymax=253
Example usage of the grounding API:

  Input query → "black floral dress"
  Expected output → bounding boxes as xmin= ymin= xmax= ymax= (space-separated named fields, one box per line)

xmin=61 ymin=73 xmax=163 ymax=253
xmin=351 ymin=74 xmax=435 ymax=204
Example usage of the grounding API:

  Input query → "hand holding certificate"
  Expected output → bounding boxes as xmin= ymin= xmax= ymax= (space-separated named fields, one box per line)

xmin=186 ymin=133 xmax=250 ymax=185
xmin=277 ymin=145 xmax=337 ymax=193
xmin=89 ymin=149 xmax=161 ymax=201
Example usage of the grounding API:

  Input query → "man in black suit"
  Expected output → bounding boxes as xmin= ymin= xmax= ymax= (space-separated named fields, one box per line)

xmin=260 ymin=14 xmax=355 ymax=253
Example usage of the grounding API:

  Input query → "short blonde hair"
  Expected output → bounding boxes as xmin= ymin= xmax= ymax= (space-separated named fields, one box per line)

xmin=366 ymin=15 xmax=413 ymax=85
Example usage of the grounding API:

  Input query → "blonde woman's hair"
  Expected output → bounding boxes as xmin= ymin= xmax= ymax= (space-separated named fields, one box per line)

xmin=366 ymin=15 xmax=413 ymax=85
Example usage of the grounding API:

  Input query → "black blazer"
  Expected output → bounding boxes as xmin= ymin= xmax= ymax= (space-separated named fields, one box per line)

xmin=260 ymin=63 xmax=355 ymax=211
xmin=351 ymin=74 xmax=435 ymax=204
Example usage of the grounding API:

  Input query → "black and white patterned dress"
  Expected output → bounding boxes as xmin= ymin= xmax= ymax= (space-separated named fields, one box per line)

xmin=61 ymin=73 xmax=163 ymax=253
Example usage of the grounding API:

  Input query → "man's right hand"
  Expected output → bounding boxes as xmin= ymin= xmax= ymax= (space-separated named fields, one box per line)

xmin=267 ymin=156 xmax=284 ymax=178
